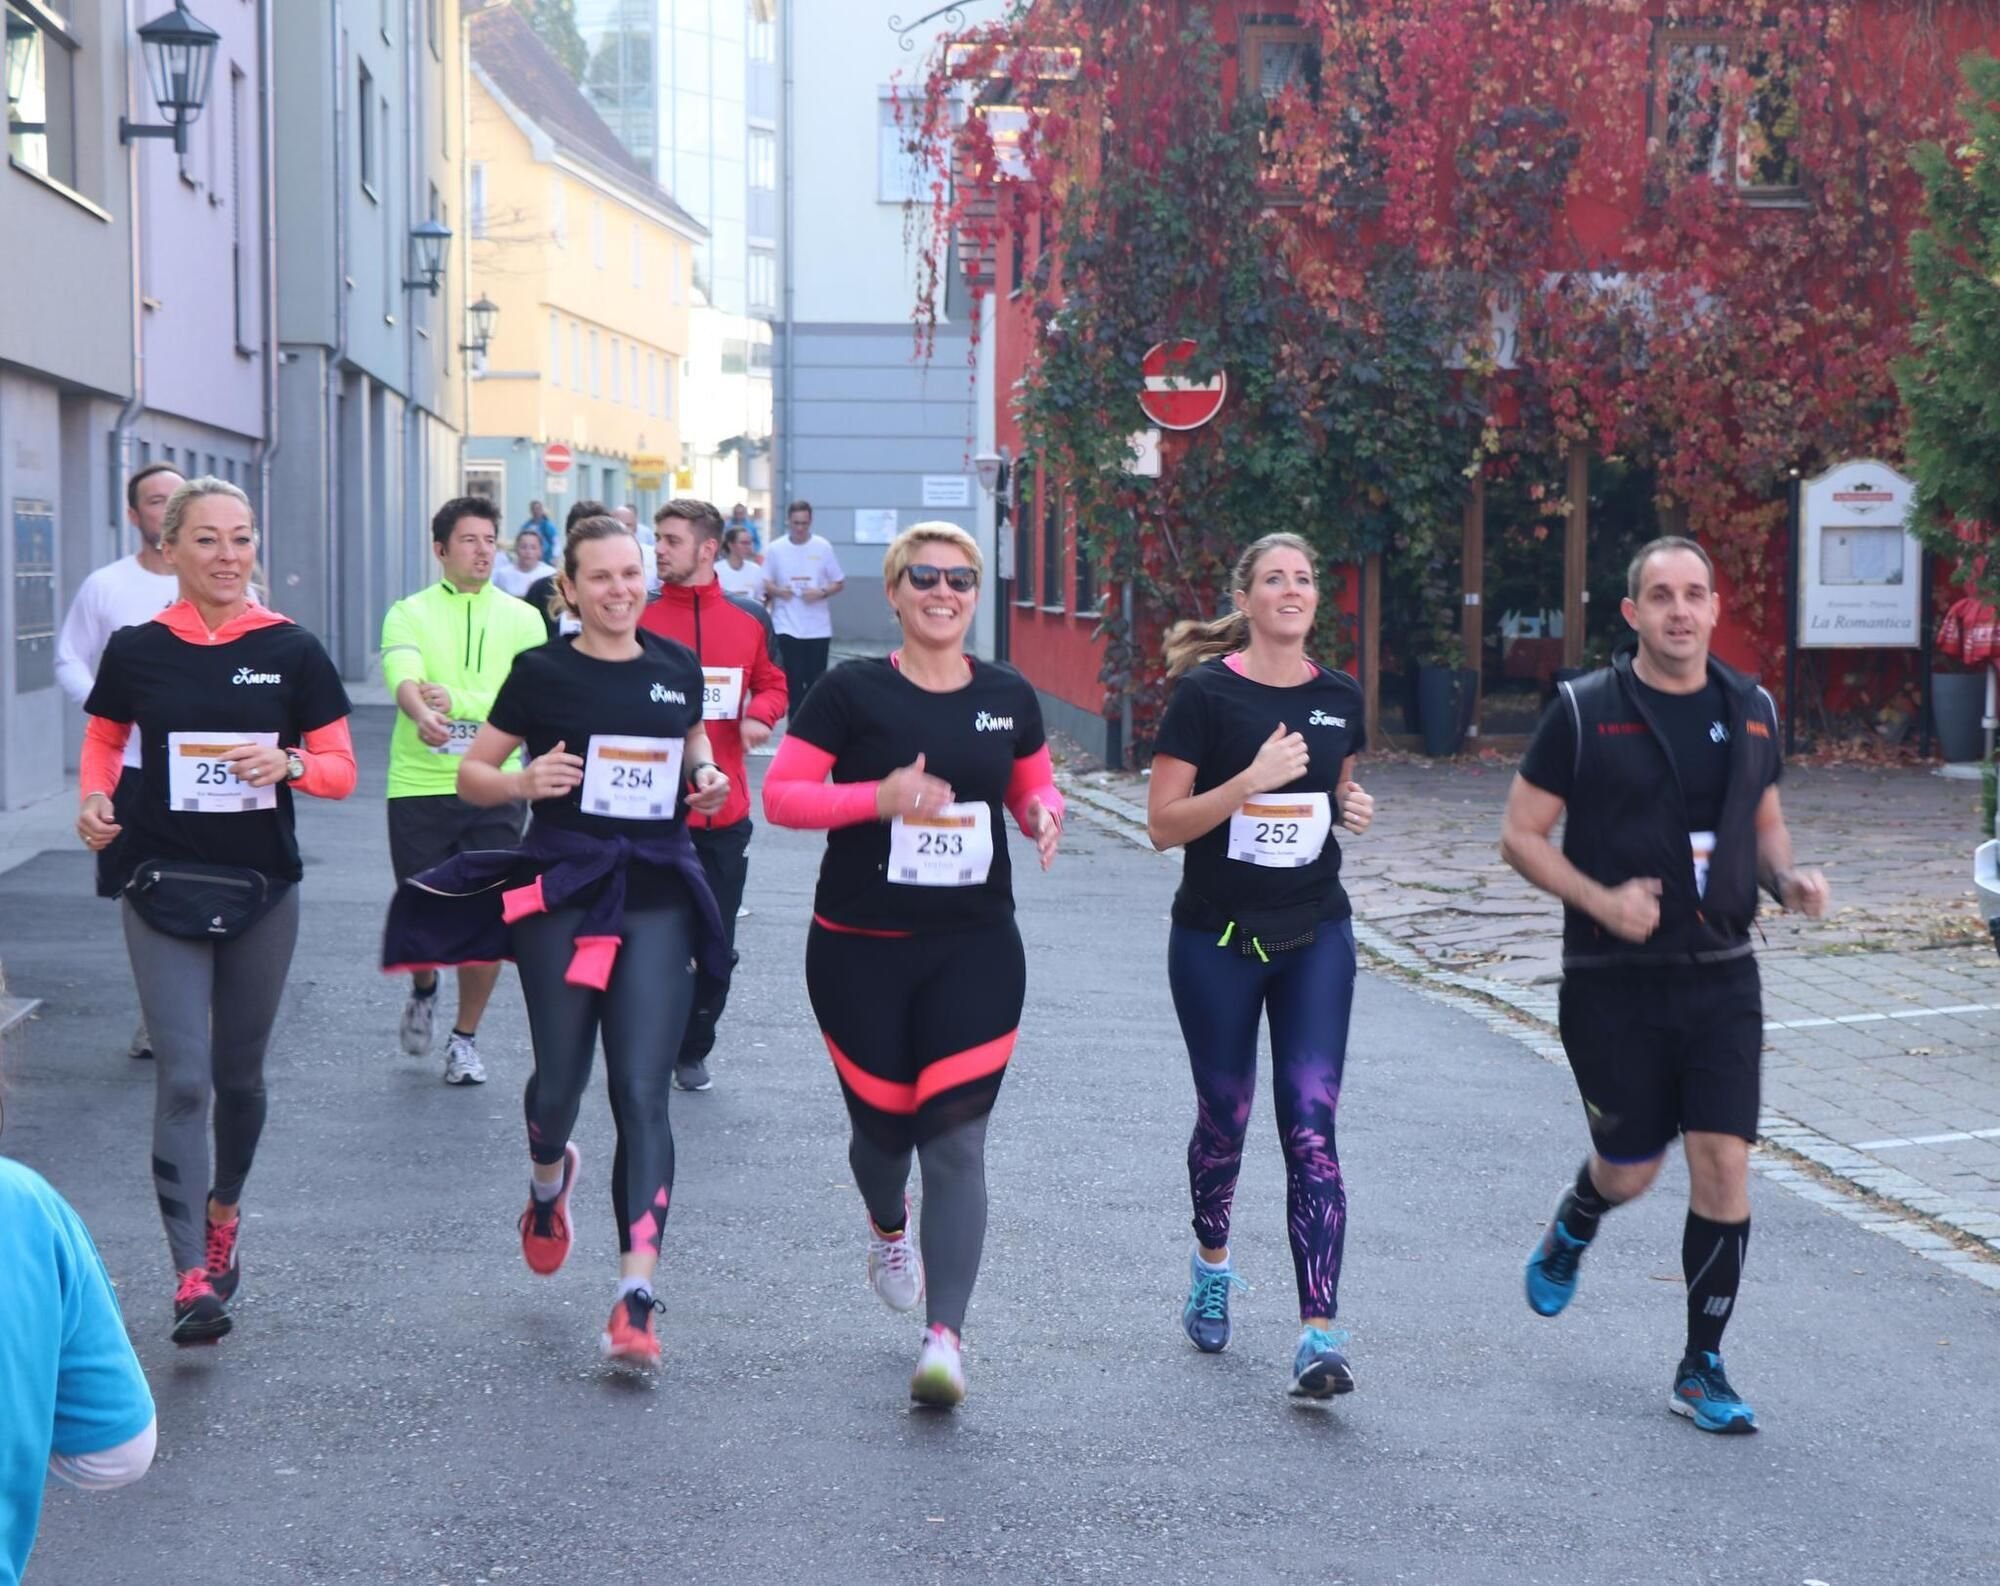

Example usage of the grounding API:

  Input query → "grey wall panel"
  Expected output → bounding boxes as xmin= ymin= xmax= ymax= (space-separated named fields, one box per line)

xmin=792 ymin=330 xmax=974 ymax=371
xmin=784 ymin=365 xmax=975 ymax=405
xmin=791 ymin=400 xmax=978 ymax=441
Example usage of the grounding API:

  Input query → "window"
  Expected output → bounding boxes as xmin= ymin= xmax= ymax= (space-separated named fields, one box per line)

xmin=748 ymin=128 xmax=776 ymax=191
xmin=645 ymin=351 xmax=657 ymax=416
xmin=1652 ymin=29 xmax=1801 ymax=198
xmin=610 ymin=336 xmax=622 ymax=403
xmin=630 ymin=222 xmax=643 ymax=287
xmin=591 ymin=200 xmax=605 ymax=267
xmin=6 ymin=1 xmax=77 ymax=188
xmin=1242 ymin=21 xmax=1320 ymax=192
xmin=549 ymin=312 xmax=560 ymax=382
xmin=1014 ymin=472 xmax=1036 ymax=603
xmin=661 ymin=358 xmax=674 ymax=420
xmin=230 ymin=67 xmax=252 ymax=353
xmin=589 ymin=328 xmax=601 ymax=396
xmin=357 ymin=62 xmax=377 ymax=198
xmin=469 ymin=163 xmax=487 ymax=237
xmin=551 ymin=175 xmax=566 ymax=244
xmin=1040 ymin=477 xmax=1064 ymax=608
xmin=748 ymin=250 xmax=776 ymax=312
xmin=628 ymin=343 xmax=639 ymax=408
xmin=750 ymin=16 xmax=775 ymax=63
xmin=570 ymin=321 xmax=582 ymax=391
xmin=1074 ymin=515 xmax=1095 ymax=615
xmin=878 ymin=90 xmax=924 ymax=204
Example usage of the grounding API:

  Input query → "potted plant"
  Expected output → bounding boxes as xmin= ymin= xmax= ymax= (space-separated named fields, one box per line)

xmin=1409 ymin=548 xmax=1471 ymax=756
xmin=1934 ymin=595 xmax=1998 ymax=764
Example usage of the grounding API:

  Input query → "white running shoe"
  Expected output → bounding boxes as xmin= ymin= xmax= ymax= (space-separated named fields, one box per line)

xmin=910 ymin=1323 xmax=965 ymax=1407
xmin=442 ymin=1031 xmax=487 ymax=1086
xmin=867 ymin=1218 xmax=924 ymax=1313
xmin=399 ymin=985 xmax=438 ymax=1057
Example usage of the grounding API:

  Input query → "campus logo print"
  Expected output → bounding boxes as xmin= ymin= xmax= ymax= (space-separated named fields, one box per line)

xmin=1709 ymin=721 xmax=1729 ymax=744
xmin=650 ymin=683 xmax=687 ymax=705
xmin=974 ymin=711 xmax=1014 ymax=732
xmin=1308 ymin=710 xmax=1346 ymax=727
xmin=231 ymin=667 xmax=282 ymax=685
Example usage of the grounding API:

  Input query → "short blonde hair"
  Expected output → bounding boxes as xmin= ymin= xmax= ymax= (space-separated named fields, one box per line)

xmin=882 ymin=520 xmax=982 ymax=585
xmin=162 ymin=477 xmax=255 ymax=545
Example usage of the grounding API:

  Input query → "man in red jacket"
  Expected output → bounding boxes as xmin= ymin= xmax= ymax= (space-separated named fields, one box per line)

xmin=641 ymin=498 xmax=789 ymax=1092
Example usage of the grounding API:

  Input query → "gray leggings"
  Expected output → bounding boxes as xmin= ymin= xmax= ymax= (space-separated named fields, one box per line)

xmin=122 ymin=888 xmax=301 ymax=1273
xmin=848 ymin=1115 xmax=989 ymax=1334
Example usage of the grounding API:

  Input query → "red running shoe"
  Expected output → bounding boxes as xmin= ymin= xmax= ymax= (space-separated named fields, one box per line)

xmin=518 ymin=1143 xmax=581 ymax=1276
xmin=601 ymin=1289 xmax=664 ymax=1364
xmin=205 ymin=1215 xmax=241 ymax=1303
xmin=172 ymin=1267 xmax=231 ymax=1345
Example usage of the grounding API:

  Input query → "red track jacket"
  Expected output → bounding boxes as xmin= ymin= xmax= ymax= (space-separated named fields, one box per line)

xmin=639 ymin=579 xmax=788 ymax=830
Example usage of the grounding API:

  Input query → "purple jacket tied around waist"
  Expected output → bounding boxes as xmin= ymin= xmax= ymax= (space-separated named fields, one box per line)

xmin=381 ymin=821 xmax=731 ymax=995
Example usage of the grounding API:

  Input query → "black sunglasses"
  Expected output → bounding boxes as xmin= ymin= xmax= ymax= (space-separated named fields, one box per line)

xmin=902 ymin=563 xmax=979 ymax=593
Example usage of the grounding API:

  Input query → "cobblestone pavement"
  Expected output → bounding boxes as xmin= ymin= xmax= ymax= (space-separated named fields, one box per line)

xmin=1063 ymin=755 xmax=2000 ymax=1262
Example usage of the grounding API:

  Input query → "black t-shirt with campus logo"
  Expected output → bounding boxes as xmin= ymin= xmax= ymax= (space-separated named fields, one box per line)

xmin=1152 ymin=657 xmax=1367 ymax=932
xmin=787 ymin=656 xmax=1047 ymax=930
xmin=488 ymin=631 xmax=705 ymax=845
xmin=1520 ymin=674 xmax=1749 ymax=829
xmin=84 ymin=619 xmax=351 ymax=888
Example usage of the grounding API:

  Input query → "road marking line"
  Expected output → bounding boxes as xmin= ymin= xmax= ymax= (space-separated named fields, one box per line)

xmin=1852 ymin=1126 xmax=2000 ymax=1151
xmin=1766 ymin=1002 xmax=2000 ymax=1031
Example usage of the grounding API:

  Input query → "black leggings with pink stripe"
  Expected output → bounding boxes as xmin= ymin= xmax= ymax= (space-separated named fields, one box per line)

xmin=513 ymin=900 xmax=696 ymax=1256
xmin=806 ymin=916 xmax=1024 ymax=1333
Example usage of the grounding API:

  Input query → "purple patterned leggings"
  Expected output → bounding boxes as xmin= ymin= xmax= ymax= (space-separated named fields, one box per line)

xmin=1167 ymin=920 xmax=1356 ymax=1320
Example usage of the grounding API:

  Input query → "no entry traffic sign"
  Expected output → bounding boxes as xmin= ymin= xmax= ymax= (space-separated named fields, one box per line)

xmin=543 ymin=442 xmax=573 ymax=475
xmin=1139 ymin=340 xmax=1226 ymax=431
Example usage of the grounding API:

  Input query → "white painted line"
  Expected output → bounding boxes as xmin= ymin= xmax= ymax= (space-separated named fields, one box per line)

xmin=1852 ymin=1126 xmax=2000 ymax=1151
xmin=1766 ymin=1001 xmax=2000 ymax=1031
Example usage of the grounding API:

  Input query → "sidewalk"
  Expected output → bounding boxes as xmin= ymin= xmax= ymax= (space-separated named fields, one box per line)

xmin=1061 ymin=755 xmax=2000 ymax=1264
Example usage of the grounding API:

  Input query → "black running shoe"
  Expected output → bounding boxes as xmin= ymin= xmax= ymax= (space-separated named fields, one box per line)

xmin=205 ymin=1216 xmax=241 ymax=1303
xmin=172 ymin=1268 xmax=232 ymax=1345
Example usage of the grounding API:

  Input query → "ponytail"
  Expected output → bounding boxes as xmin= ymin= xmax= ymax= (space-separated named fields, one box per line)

xmin=1164 ymin=609 xmax=1250 ymax=679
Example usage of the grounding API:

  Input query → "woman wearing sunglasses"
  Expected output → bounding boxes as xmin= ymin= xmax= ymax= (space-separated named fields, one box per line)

xmin=763 ymin=522 xmax=1062 ymax=1408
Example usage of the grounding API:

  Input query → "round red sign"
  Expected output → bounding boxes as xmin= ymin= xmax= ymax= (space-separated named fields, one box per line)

xmin=1138 ymin=340 xmax=1226 ymax=431
xmin=543 ymin=442 xmax=574 ymax=475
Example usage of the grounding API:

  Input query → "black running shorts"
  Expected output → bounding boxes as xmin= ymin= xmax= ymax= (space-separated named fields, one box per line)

xmin=387 ymin=794 xmax=527 ymax=884
xmin=1556 ymin=957 xmax=1763 ymax=1162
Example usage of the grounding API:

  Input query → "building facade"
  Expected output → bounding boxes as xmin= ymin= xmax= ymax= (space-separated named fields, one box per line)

xmin=268 ymin=0 xmax=467 ymax=682
xmin=572 ymin=0 xmax=776 ymax=517
xmin=462 ymin=2 xmax=701 ymax=528
xmin=2 ymin=0 xmax=273 ymax=804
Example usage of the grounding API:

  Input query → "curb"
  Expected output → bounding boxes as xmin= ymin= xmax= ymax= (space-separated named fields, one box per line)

xmin=1059 ymin=777 xmax=2000 ymax=1292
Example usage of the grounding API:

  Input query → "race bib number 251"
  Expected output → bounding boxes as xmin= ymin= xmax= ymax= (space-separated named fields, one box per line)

xmin=167 ymin=731 xmax=279 ymax=814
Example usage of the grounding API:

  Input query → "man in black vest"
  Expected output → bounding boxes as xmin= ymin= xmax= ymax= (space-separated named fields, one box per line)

xmin=1499 ymin=536 xmax=1828 ymax=1434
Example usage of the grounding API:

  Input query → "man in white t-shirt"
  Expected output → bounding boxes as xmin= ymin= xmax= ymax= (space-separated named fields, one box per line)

xmin=762 ymin=499 xmax=845 ymax=707
xmin=55 ymin=460 xmax=186 ymax=1061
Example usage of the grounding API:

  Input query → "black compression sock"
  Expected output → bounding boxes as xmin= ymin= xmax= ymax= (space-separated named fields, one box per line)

xmin=1559 ymin=1159 xmax=1614 ymax=1243
xmin=1683 ymin=1211 xmax=1750 ymax=1358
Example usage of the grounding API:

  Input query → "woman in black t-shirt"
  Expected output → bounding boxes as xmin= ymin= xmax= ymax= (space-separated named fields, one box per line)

xmin=75 ymin=477 xmax=356 ymax=1346
xmin=763 ymin=522 xmax=1063 ymax=1409
xmin=456 ymin=515 xmax=729 ymax=1366
xmin=1146 ymin=532 xmax=1376 ymax=1400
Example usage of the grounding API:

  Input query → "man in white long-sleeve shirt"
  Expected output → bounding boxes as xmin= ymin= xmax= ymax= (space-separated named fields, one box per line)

xmin=54 ymin=461 xmax=183 ymax=1062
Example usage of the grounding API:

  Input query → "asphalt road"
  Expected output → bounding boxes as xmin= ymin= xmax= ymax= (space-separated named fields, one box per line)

xmin=6 ymin=707 xmax=1997 ymax=1586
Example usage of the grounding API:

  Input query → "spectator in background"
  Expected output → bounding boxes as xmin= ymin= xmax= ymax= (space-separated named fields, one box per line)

xmin=522 ymin=501 xmax=559 ymax=565
xmin=523 ymin=499 xmax=610 ymax=640
xmin=716 ymin=526 xmax=767 ymax=605
xmin=728 ymin=503 xmax=753 ymax=553
xmin=763 ymin=499 xmax=844 ymax=708
xmin=746 ymin=505 xmax=767 ymax=552
xmin=615 ymin=505 xmax=660 ymax=596
xmin=492 ymin=528 xmax=546 ymax=598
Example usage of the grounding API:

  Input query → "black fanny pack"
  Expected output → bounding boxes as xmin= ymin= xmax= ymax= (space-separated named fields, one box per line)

xmin=1215 ymin=900 xmax=1321 ymax=961
xmin=124 ymin=860 xmax=286 ymax=940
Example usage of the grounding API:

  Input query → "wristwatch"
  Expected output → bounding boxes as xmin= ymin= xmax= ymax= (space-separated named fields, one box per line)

xmin=285 ymin=750 xmax=307 ymax=783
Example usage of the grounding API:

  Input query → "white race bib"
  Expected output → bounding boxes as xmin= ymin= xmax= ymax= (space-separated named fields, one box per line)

xmin=888 ymin=802 xmax=994 ymax=887
xmin=1691 ymin=830 xmax=1716 ymax=897
xmin=430 ymin=719 xmax=481 ymax=756
xmin=1226 ymin=793 xmax=1332 ymax=868
xmin=167 ymin=731 xmax=280 ymax=814
xmin=701 ymin=668 xmax=745 ymax=721
xmin=581 ymin=735 xmax=684 ymax=821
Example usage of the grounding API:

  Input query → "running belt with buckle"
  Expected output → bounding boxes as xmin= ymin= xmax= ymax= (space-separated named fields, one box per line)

xmin=124 ymin=859 xmax=285 ymax=940
xmin=1212 ymin=899 xmax=1321 ymax=962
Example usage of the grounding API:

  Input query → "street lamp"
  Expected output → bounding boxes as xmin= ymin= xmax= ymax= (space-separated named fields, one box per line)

xmin=403 ymin=218 xmax=453 ymax=295
xmin=118 ymin=4 xmax=221 ymax=157
xmin=459 ymin=294 xmax=499 ymax=357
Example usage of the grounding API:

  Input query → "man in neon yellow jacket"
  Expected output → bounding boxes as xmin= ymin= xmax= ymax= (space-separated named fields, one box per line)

xmin=381 ymin=497 xmax=549 ymax=1085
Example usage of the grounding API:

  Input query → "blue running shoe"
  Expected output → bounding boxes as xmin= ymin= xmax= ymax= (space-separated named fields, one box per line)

xmin=1181 ymin=1251 xmax=1246 ymax=1353
xmin=1288 ymin=1326 xmax=1355 ymax=1398
xmin=1524 ymin=1198 xmax=1591 ymax=1317
xmin=1670 ymin=1351 xmax=1758 ymax=1434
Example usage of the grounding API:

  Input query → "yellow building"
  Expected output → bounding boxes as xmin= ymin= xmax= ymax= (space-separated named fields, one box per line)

xmin=462 ymin=4 xmax=706 ymax=530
